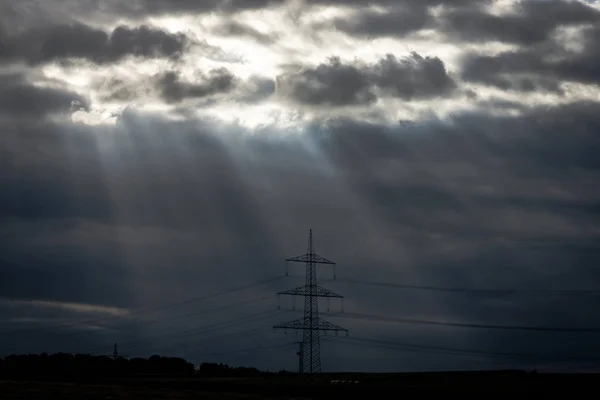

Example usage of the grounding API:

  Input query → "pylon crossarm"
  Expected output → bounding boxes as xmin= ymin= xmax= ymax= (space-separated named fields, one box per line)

xmin=315 ymin=317 xmax=348 ymax=333
xmin=285 ymin=253 xmax=336 ymax=265
xmin=273 ymin=319 xmax=305 ymax=331
xmin=273 ymin=318 xmax=348 ymax=333
xmin=278 ymin=285 xmax=343 ymax=298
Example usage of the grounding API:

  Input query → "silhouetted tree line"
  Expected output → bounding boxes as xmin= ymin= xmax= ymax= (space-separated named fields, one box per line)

xmin=0 ymin=352 xmax=293 ymax=382
xmin=198 ymin=362 xmax=262 ymax=377
xmin=0 ymin=353 xmax=194 ymax=380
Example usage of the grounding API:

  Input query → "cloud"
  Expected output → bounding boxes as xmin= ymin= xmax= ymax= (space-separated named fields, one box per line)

xmin=156 ymin=69 xmax=238 ymax=103
xmin=58 ymin=0 xmax=285 ymax=20
xmin=276 ymin=57 xmax=375 ymax=106
xmin=306 ymin=0 xmax=485 ymax=39
xmin=461 ymin=24 xmax=600 ymax=90
xmin=95 ymin=70 xmax=274 ymax=105
xmin=440 ymin=0 xmax=600 ymax=45
xmin=371 ymin=53 xmax=457 ymax=99
xmin=130 ymin=0 xmax=283 ymax=15
xmin=309 ymin=0 xmax=598 ymax=43
xmin=305 ymin=0 xmax=481 ymax=7
xmin=236 ymin=76 xmax=277 ymax=103
xmin=212 ymin=21 xmax=278 ymax=44
xmin=0 ymin=73 xmax=88 ymax=117
xmin=1 ymin=297 xmax=129 ymax=317
xmin=2 ymin=100 xmax=600 ymax=369
xmin=0 ymin=23 xmax=191 ymax=65
xmin=324 ymin=6 xmax=430 ymax=38
xmin=460 ymin=52 xmax=566 ymax=93
xmin=95 ymin=76 xmax=153 ymax=102
xmin=277 ymin=52 xmax=456 ymax=106
xmin=2 ymin=101 xmax=599 ymax=369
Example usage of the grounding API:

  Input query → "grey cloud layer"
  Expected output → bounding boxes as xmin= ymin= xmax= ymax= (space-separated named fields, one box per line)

xmin=462 ymin=24 xmax=600 ymax=91
xmin=0 ymin=24 xmax=190 ymax=65
xmin=156 ymin=69 xmax=238 ymax=103
xmin=2 ymin=99 xmax=599 ymax=368
xmin=95 ymin=69 xmax=275 ymax=104
xmin=315 ymin=0 xmax=599 ymax=44
xmin=0 ymin=73 xmax=88 ymax=117
xmin=277 ymin=53 xmax=456 ymax=106
xmin=441 ymin=0 xmax=600 ymax=45
xmin=3 ymin=1 xmax=598 ymax=102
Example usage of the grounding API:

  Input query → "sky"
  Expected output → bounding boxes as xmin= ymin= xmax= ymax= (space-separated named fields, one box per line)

xmin=1 ymin=0 xmax=600 ymax=373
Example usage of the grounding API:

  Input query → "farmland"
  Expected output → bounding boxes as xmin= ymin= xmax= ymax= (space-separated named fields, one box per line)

xmin=2 ymin=371 xmax=598 ymax=398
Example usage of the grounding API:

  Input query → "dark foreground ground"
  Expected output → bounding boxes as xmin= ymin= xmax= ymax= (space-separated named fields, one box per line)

xmin=2 ymin=371 xmax=599 ymax=398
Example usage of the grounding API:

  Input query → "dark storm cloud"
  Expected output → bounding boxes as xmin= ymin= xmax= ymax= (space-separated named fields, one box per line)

xmin=441 ymin=0 xmax=600 ymax=45
xmin=1 ymin=0 xmax=480 ymax=32
xmin=45 ymin=0 xmax=283 ymax=20
xmin=309 ymin=0 xmax=598 ymax=45
xmin=0 ymin=73 xmax=89 ymax=117
xmin=371 ymin=53 xmax=456 ymax=99
xmin=306 ymin=0 xmax=485 ymax=38
xmin=460 ymin=51 xmax=565 ymax=93
xmin=72 ymin=0 xmax=468 ymax=20
xmin=96 ymin=70 xmax=273 ymax=104
xmin=304 ymin=0 xmax=483 ymax=7
xmin=461 ymin=23 xmax=600 ymax=90
xmin=323 ymin=6 xmax=430 ymax=38
xmin=0 ymin=233 xmax=132 ymax=309
xmin=277 ymin=52 xmax=455 ymax=106
xmin=0 ymin=23 xmax=190 ymax=65
xmin=2 ymin=98 xmax=600 ymax=370
xmin=155 ymin=69 xmax=238 ymax=103
xmin=64 ymin=0 xmax=483 ymax=19
xmin=121 ymin=0 xmax=280 ymax=15
xmin=313 ymin=101 xmax=600 ymax=250
xmin=277 ymin=57 xmax=375 ymax=106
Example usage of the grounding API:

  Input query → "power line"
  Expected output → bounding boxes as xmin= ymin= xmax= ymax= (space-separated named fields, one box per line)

xmin=74 ymin=295 xmax=272 ymax=351
xmin=112 ymin=295 xmax=271 ymax=331
xmin=81 ymin=309 xmax=282 ymax=355
xmin=198 ymin=341 xmax=297 ymax=358
xmin=0 ymin=275 xmax=283 ymax=337
xmin=159 ymin=325 xmax=341 ymax=364
xmin=325 ymin=312 xmax=600 ymax=333
xmin=338 ymin=336 xmax=600 ymax=365
xmin=131 ymin=312 xmax=283 ymax=356
xmin=334 ymin=278 xmax=600 ymax=296
xmin=224 ymin=337 xmax=339 ymax=363
xmin=178 ymin=327 xmax=270 ymax=353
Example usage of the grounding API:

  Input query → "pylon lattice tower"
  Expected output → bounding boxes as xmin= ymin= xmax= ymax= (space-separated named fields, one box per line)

xmin=295 ymin=341 xmax=304 ymax=374
xmin=274 ymin=229 xmax=348 ymax=374
xmin=112 ymin=343 xmax=119 ymax=359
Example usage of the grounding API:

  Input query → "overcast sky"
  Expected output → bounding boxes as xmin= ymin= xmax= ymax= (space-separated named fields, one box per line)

xmin=1 ymin=0 xmax=600 ymax=373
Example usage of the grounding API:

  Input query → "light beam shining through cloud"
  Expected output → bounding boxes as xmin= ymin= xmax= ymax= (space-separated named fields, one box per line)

xmin=1 ymin=0 xmax=600 ymax=374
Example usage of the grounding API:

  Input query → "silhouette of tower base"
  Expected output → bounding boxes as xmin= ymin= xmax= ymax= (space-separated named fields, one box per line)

xmin=295 ymin=341 xmax=304 ymax=374
xmin=274 ymin=230 xmax=348 ymax=376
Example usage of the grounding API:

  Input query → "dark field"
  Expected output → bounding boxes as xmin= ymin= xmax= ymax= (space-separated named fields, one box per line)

xmin=0 ymin=380 xmax=299 ymax=400
xmin=2 ymin=371 xmax=599 ymax=398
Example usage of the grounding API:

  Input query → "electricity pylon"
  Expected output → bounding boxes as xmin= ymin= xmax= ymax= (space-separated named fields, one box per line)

xmin=112 ymin=343 xmax=119 ymax=359
xmin=295 ymin=341 xmax=304 ymax=373
xmin=274 ymin=229 xmax=348 ymax=375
